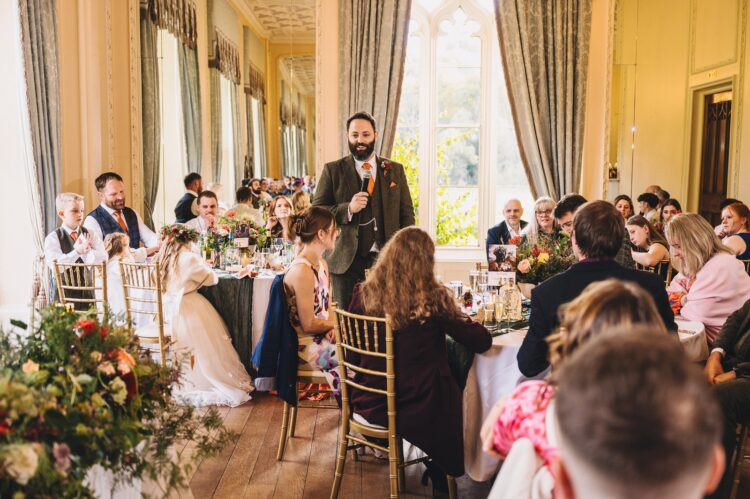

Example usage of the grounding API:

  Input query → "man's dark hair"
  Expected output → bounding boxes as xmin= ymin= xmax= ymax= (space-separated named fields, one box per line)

xmin=183 ymin=172 xmax=201 ymax=189
xmin=637 ymin=192 xmax=659 ymax=209
xmin=346 ymin=111 xmax=377 ymax=132
xmin=573 ymin=200 xmax=625 ymax=258
xmin=554 ymin=194 xmax=588 ymax=220
xmin=236 ymin=187 xmax=251 ymax=203
xmin=720 ymin=198 xmax=741 ymax=210
xmin=556 ymin=328 xmax=721 ymax=495
xmin=197 ymin=191 xmax=217 ymax=203
xmin=95 ymin=172 xmax=123 ymax=192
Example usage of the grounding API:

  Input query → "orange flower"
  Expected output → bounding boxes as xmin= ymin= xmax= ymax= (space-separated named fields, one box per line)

xmin=226 ymin=210 xmax=236 ymax=217
xmin=111 ymin=347 xmax=135 ymax=368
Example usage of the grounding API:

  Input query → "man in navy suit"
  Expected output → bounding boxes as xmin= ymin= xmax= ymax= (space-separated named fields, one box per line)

xmin=486 ymin=199 xmax=527 ymax=258
xmin=174 ymin=172 xmax=202 ymax=223
xmin=517 ymin=200 xmax=677 ymax=377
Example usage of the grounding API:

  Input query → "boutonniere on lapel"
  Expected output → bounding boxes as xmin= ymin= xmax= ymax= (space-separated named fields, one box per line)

xmin=381 ymin=160 xmax=397 ymax=188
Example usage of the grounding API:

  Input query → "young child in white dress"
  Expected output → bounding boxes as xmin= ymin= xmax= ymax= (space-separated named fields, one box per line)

xmin=156 ymin=224 xmax=253 ymax=407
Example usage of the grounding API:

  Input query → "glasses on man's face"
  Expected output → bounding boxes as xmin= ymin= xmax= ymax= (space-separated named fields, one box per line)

xmin=536 ymin=210 xmax=552 ymax=216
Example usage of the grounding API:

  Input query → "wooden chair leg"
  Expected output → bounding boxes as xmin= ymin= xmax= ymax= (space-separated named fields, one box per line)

xmin=276 ymin=401 xmax=291 ymax=461
xmin=329 ymin=420 xmax=349 ymax=499
xmin=730 ymin=425 xmax=749 ymax=499
xmin=447 ymin=475 xmax=457 ymax=499
xmin=396 ymin=438 xmax=406 ymax=492
xmin=289 ymin=404 xmax=298 ymax=437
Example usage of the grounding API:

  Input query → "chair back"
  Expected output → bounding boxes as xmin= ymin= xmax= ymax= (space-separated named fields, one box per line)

xmin=53 ymin=260 xmax=108 ymax=315
xmin=332 ymin=307 xmax=395 ymax=430
xmin=635 ymin=260 xmax=673 ymax=286
xmin=740 ymin=259 xmax=750 ymax=275
xmin=119 ymin=261 xmax=179 ymax=366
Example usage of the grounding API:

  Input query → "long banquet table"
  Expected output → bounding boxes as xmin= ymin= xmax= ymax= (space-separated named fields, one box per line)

xmin=198 ymin=272 xmax=275 ymax=373
xmin=462 ymin=318 xmax=707 ymax=481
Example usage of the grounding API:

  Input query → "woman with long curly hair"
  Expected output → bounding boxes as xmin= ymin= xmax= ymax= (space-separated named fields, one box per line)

xmin=265 ymin=195 xmax=295 ymax=242
xmin=481 ymin=279 xmax=669 ymax=497
xmin=348 ymin=227 xmax=492 ymax=492
xmin=155 ymin=224 xmax=253 ymax=407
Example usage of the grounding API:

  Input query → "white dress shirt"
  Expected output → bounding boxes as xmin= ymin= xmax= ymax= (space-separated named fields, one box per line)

xmin=84 ymin=203 xmax=158 ymax=263
xmin=184 ymin=216 xmax=211 ymax=234
xmin=350 ymin=153 xmax=379 ymax=253
xmin=44 ymin=224 xmax=107 ymax=270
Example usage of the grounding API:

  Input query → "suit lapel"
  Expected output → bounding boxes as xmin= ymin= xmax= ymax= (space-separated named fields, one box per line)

xmin=343 ymin=156 xmax=360 ymax=199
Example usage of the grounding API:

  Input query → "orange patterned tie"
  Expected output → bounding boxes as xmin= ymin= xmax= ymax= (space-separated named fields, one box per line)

xmin=114 ymin=210 xmax=129 ymax=233
xmin=362 ymin=162 xmax=375 ymax=195
xmin=70 ymin=230 xmax=78 ymax=242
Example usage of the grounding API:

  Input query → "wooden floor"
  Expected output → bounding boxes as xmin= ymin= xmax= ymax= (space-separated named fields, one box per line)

xmin=186 ymin=393 xmax=493 ymax=499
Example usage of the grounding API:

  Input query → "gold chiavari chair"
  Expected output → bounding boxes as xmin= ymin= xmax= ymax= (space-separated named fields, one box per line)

xmin=740 ymin=259 xmax=750 ymax=275
xmin=329 ymin=307 xmax=457 ymax=499
xmin=635 ymin=260 xmax=674 ymax=286
xmin=53 ymin=260 xmax=108 ymax=317
xmin=120 ymin=261 xmax=176 ymax=367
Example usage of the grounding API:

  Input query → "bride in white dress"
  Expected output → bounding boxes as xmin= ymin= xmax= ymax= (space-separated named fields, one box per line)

xmin=156 ymin=224 xmax=253 ymax=407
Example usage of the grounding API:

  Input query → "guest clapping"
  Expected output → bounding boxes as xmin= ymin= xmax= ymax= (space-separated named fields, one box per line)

xmin=45 ymin=192 xmax=107 ymax=270
xmin=348 ymin=227 xmax=491 ymax=490
xmin=666 ymin=213 xmax=750 ymax=343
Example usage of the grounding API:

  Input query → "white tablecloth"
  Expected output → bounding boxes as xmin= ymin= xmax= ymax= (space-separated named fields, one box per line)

xmin=463 ymin=320 xmax=708 ymax=482
xmin=251 ymin=275 xmax=275 ymax=349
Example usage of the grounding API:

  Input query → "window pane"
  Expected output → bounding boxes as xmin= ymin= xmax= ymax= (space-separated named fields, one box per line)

xmin=436 ymin=127 xmax=479 ymax=187
xmin=436 ymin=187 xmax=478 ymax=246
xmin=398 ymin=33 xmax=422 ymax=127
xmin=392 ymin=127 xmax=420 ymax=224
xmin=437 ymin=68 xmax=480 ymax=125
xmin=436 ymin=8 xmax=481 ymax=67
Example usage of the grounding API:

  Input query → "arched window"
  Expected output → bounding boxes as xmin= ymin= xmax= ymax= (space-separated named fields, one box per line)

xmin=393 ymin=0 xmax=533 ymax=257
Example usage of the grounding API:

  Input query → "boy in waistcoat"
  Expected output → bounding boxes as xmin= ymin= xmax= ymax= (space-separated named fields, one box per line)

xmin=44 ymin=193 xmax=107 ymax=309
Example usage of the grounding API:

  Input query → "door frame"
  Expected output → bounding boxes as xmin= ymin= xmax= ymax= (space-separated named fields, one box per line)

xmin=685 ymin=78 xmax=737 ymax=212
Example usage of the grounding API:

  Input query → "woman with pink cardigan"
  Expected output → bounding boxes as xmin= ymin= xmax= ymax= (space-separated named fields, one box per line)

xmin=666 ymin=213 xmax=750 ymax=344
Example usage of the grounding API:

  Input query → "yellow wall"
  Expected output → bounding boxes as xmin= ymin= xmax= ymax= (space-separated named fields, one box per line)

xmin=608 ymin=0 xmax=749 ymax=207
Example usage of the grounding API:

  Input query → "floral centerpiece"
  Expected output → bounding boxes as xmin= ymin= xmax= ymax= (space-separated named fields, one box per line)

xmin=219 ymin=211 xmax=267 ymax=249
xmin=515 ymin=233 xmax=576 ymax=284
xmin=0 ymin=306 xmax=232 ymax=497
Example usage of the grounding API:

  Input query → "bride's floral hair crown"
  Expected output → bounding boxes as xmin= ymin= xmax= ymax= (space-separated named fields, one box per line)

xmin=160 ymin=224 xmax=199 ymax=243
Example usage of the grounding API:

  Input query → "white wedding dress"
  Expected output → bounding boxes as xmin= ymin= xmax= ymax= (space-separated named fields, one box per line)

xmin=167 ymin=251 xmax=253 ymax=407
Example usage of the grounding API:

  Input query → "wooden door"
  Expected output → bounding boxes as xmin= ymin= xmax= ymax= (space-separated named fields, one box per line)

xmin=698 ymin=91 xmax=732 ymax=226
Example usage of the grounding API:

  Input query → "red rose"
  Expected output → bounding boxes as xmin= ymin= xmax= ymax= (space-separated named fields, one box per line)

xmin=75 ymin=319 xmax=98 ymax=337
xmin=509 ymin=235 xmax=522 ymax=245
xmin=99 ymin=326 xmax=109 ymax=339
xmin=382 ymin=161 xmax=392 ymax=177
xmin=531 ymin=247 xmax=541 ymax=258
xmin=226 ymin=210 xmax=236 ymax=218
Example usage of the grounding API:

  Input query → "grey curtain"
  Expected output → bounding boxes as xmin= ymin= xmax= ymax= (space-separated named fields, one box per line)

xmin=140 ymin=3 xmax=160 ymax=229
xmin=230 ymin=83 xmax=243 ymax=187
xmin=494 ymin=0 xmax=592 ymax=199
xmin=19 ymin=0 xmax=61 ymax=306
xmin=19 ymin=0 xmax=61 ymax=236
xmin=339 ymin=0 xmax=412 ymax=158
xmin=178 ymin=44 xmax=201 ymax=173
xmin=210 ymin=68 xmax=222 ymax=182
xmin=256 ymin=98 xmax=268 ymax=177
xmin=245 ymin=95 xmax=254 ymax=177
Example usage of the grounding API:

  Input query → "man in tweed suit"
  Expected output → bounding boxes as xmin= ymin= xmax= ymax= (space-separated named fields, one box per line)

xmin=313 ymin=111 xmax=415 ymax=309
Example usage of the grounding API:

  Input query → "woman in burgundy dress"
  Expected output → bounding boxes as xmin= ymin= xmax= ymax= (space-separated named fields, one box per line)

xmin=348 ymin=227 xmax=491 ymax=492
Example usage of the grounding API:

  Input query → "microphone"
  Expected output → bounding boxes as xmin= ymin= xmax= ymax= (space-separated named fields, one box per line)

xmin=361 ymin=171 xmax=371 ymax=194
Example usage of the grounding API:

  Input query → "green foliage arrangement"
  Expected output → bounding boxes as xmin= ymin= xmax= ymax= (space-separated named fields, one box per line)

xmin=516 ymin=232 xmax=576 ymax=284
xmin=391 ymin=131 xmax=479 ymax=246
xmin=0 ymin=306 xmax=233 ymax=498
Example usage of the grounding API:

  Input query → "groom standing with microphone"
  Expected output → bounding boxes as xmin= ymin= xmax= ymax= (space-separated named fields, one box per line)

xmin=313 ymin=111 xmax=415 ymax=309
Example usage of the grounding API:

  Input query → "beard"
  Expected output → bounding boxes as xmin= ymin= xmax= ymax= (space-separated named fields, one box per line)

xmin=348 ymin=139 xmax=375 ymax=161
xmin=106 ymin=198 xmax=126 ymax=210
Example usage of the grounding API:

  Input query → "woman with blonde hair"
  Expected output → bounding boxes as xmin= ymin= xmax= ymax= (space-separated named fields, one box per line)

xmin=265 ymin=195 xmax=295 ymax=242
xmin=522 ymin=196 xmax=558 ymax=245
xmin=626 ymin=215 xmax=670 ymax=267
xmin=292 ymin=190 xmax=312 ymax=214
xmin=481 ymin=279 xmax=669 ymax=497
xmin=348 ymin=227 xmax=492 ymax=492
xmin=720 ymin=202 xmax=750 ymax=259
xmin=666 ymin=213 xmax=750 ymax=343
xmin=156 ymin=224 xmax=253 ymax=406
